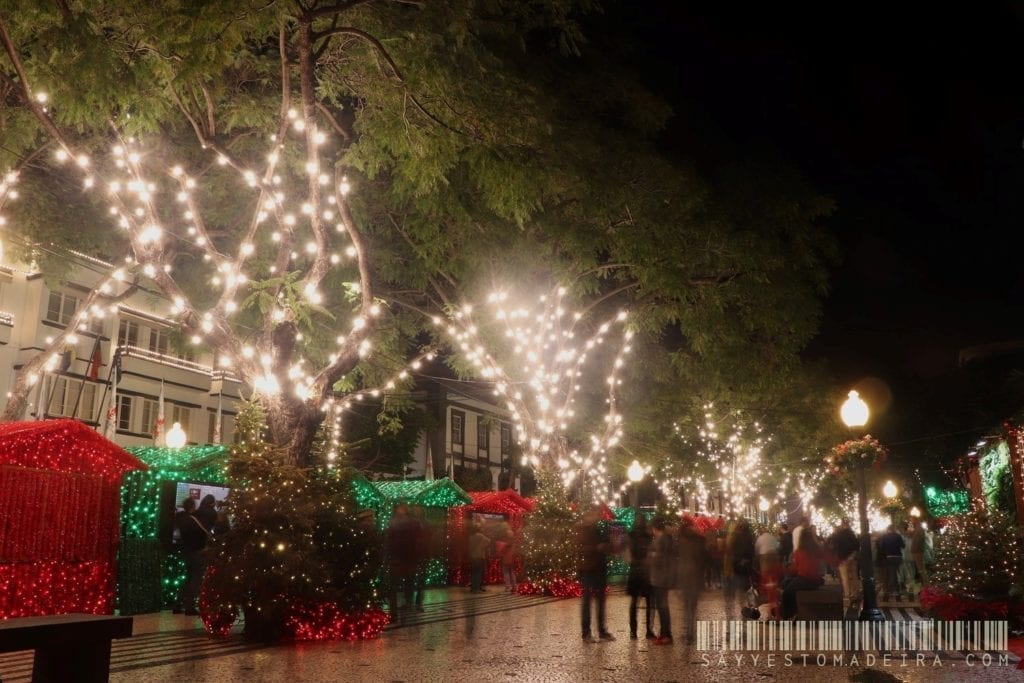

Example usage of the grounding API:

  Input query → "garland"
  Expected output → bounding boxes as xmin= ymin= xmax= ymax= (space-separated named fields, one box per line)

xmin=824 ymin=435 xmax=888 ymax=480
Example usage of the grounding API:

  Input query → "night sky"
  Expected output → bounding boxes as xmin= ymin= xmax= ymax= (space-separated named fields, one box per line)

xmin=619 ymin=3 xmax=1024 ymax=470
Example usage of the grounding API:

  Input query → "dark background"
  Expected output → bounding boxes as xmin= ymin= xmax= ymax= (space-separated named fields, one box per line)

xmin=613 ymin=2 xmax=1024 ymax=484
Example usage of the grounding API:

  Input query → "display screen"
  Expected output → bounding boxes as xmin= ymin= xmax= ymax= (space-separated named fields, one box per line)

xmin=164 ymin=481 xmax=232 ymax=545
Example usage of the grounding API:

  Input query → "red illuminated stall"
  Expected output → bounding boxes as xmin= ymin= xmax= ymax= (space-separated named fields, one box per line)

xmin=0 ymin=419 xmax=147 ymax=617
xmin=448 ymin=489 xmax=536 ymax=586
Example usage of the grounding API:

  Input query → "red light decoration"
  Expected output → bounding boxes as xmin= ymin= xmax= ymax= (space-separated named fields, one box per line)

xmin=0 ymin=419 xmax=146 ymax=618
xmin=448 ymin=490 xmax=534 ymax=587
xmin=516 ymin=576 xmax=583 ymax=598
xmin=282 ymin=602 xmax=390 ymax=641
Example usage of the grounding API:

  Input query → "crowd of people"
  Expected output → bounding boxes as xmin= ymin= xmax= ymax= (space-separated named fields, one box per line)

xmin=576 ymin=509 xmax=936 ymax=645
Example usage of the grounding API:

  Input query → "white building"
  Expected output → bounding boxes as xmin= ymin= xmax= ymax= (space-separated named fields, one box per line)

xmin=406 ymin=378 xmax=520 ymax=491
xmin=0 ymin=250 xmax=240 ymax=446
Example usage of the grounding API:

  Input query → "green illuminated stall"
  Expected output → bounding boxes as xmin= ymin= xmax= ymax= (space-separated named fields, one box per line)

xmin=374 ymin=478 xmax=471 ymax=586
xmin=118 ymin=445 xmax=230 ymax=615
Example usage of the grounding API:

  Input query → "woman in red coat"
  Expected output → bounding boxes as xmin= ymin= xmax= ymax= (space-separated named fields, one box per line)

xmin=780 ymin=532 xmax=824 ymax=620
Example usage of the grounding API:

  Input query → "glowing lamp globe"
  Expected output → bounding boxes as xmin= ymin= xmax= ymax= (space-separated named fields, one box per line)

xmin=910 ymin=506 xmax=921 ymax=518
xmin=627 ymin=460 xmax=644 ymax=483
xmin=166 ymin=422 xmax=187 ymax=448
xmin=883 ymin=480 xmax=898 ymax=498
xmin=758 ymin=498 xmax=770 ymax=512
xmin=840 ymin=390 xmax=869 ymax=428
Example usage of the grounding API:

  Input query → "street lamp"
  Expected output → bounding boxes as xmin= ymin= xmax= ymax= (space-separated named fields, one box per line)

xmin=627 ymin=459 xmax=644 ymax=512
xmin=883 ymin=480 xmax=898 ymax=498
xmin=758 ymin=497 xmax=770 ymax=524
xmin=909 ymin=506 xmax=921 ymax=518
xmin=166 ymin=422 xmax=187 ymax=449
xmin=840 ymin=390 xmax=885 ymax=621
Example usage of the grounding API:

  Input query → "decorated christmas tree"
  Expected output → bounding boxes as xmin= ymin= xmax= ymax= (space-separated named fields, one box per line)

xmin=519 ymin=471 xmax=581 ymax=596
xmin=922 ymin=503 xmax=1024 ymax=623
xmin=201 ymin=401 xmax=385 ymax=642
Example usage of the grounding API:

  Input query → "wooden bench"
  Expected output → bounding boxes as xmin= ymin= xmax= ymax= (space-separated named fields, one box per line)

xmin=796 ymin=588 xmax=844 ymax=620
xmin=0 ymin=613 xmax=133 ymax=682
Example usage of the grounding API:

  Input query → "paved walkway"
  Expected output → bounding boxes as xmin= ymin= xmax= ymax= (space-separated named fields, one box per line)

xmin=0 ymin=588 xmax=1017 ymax=682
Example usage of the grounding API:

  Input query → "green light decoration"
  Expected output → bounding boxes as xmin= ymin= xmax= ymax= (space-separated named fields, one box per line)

xmin=924 ymin=486 xmax=969 ymax=518
xmin=422 ymin=557 xmax=448 ymax=587
xmin=117 ymin=445 xmax=230 ymax=615
xmin=611 ymin=506 xmax=655 ymax=532
xmin=374 ymin=478 xmax=472 ymax=508
xmin=979 ymin=442 xmax=1016 ymax=514
xmin=352 ymin=473 xmax=386 ymax=510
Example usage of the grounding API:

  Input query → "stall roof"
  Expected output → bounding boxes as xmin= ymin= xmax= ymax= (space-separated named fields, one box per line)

xmin=465 ymin=489 xmax=536 ymax=515
xmin=374 ymin=478 xmax=471 ymax=507
xmin=125 ymin=444 xmax=228 ymax=471
xmin=0 ymin=418 xmax=146 ymax=482
xmin=351 ymin=471 xmax=386 ymax=509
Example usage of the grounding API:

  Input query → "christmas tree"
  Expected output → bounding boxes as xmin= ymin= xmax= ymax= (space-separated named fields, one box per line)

xmin=923 ymin=503 xmax=1024 ymax=623
xmin=201 ymin=401 xmax=385 ymax=642
xmin=519 ymin=471 xmax=581 ymax=596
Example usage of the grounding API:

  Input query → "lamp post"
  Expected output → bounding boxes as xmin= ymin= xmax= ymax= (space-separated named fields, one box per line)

xmin=627 ymin=459 xmax=644 ymax=513
xmin=883 ymin=480 xmax=898 ymax=524
xmin=840 ymin=390 xmax=885 ymax=621
xmin=758 ymin=497 xmax=770 ymax=524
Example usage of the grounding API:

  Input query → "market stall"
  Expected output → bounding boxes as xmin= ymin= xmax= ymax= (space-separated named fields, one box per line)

xmin=0 ymin=419 xmax=147 ymax=617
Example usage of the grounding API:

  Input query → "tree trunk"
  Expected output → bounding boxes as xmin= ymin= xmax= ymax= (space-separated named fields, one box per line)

xmin=265 ymin=398 xmax=324 ymax=466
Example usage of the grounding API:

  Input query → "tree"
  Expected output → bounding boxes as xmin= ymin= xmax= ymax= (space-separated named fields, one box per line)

xmin=0 ymin=1 xmax=602 ymax=463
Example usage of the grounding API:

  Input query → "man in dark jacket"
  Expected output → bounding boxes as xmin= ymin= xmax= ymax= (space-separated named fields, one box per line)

xmin=173 ymin=497 xmax=209 ymax=616
xmin=827 ymin=518 xmax=861 ymax=613
xmin=877 ymin=525 xmax=905 ymax=601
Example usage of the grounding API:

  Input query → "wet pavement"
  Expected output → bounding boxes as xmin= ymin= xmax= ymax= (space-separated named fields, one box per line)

xmin=0 ymin=587 xmax=1018 ymax=682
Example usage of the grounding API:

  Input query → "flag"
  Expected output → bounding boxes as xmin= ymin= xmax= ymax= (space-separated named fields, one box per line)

xmin=103 ymin=374 xmax=118 ymax=439
xmin=153 ymin=380 xmax=166 ymax=446
xmin=424 ymin=443 xmax=434 ymax=481
xmin=212 ymin=393 xmax=222 ymax=444
xmin=87 ymin=342 xmax=102 ymax=381
xmin=58 ymin=348 xmax=72 ymax=374
xmin=34 ymin=374 xmax=48 ymax=420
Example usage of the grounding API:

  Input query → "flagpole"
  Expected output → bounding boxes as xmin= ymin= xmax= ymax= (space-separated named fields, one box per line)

xmin=34 ymin=373 xmax=47 ymax=420
xmin=71 ymin=336 xmax=102 ymax=420
xmin=212 ymin=392 xmax=223 ymax=444
xmin=154 ymin=379 xmax=166 ymax=446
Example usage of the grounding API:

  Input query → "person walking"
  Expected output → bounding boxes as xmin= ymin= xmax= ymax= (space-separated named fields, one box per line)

xmin=173 ymin=497 xmax=211 ymax=616
xmin=676 ymin=517 xmax=708 ymax=645
xmin=755 ymin=525 xmax=780 ymax=574
xmin=648 ymin=518 xmax=675 ymax=645
xmin=877 ymin=524 xmax=905 ymax=602
xmin=778 ymin=523 xmax=793 ymax=566
xmin=626 ymin=516 xmax=655 ymax=640
xmin=826 ymin=518 xmax=861 ymax=614
xmin=578 ymin=508 xmax=615 ymax=642
xmin=496 ymin=530 xmax=519 ymax=593
xmin=386 ymin=504 xmax=420 ymax=621
xmin=910 ymin=519 xmax=928 ymax=593
xmin=723 ymin=519 xmax=756 ymax=623
xmin=468 ymin=525 xmax=491 ymax=593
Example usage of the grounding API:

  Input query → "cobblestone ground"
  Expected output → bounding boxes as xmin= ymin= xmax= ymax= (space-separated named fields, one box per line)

xmin=1 ymin=588 xmax=1018 ymax=682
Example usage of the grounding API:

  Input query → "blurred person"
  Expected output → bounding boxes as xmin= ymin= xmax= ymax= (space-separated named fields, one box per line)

xmin=898 ymin=522 xmax=915 ymax=599
xmin=723 ymin=519 xmax=756 ymax=624
xmin=755 ymin=525 xmax=779 ymax=574
xmin=173 ymin=497 xmax=209 ymax=616
xmin=578 ymin=508 xmax=615 ymax=642
xmin=780 ymin=531 xmax=824 ymax=620
xmin=468 ymin=524 xmax=491 ymax=593
xmin=648 ymin=518 xmax=675 ymax=645
xmin=626 ymin=516 xmax=654 ymax=639
xmin=778 ymin=523 xmax=793 ymax=566
xmin=677 ymin=517 xmax=709 ymax=645
xmin=826 ymin=518 xmax=861 ymax=614
xmin=386 ymin=504 xmax=421 ymax=620
xmin=877 ymin=524 xmax=905 ymax=602
xmin=910 ymin=519 xmax=929 ymax=591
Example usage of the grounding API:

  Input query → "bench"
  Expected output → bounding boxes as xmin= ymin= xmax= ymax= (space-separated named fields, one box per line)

xmin=796 ymin=588 xmax=843 ymax=620
xmin=0 ymin=613 xmax=133 ymax=682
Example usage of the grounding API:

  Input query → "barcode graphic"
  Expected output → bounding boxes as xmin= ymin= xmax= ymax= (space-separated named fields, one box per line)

xmin=696 ymin=620 xmax=1009 ymax=652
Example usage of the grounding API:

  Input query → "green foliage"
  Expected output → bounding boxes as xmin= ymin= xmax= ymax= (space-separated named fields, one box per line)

xmin=342 ymin=400 xmax=435 ymax=475
xmin=931 ymin=504 xmax=1024 ymax=602
xmin=980 ymin=442 xmax=1017 ymax=517
xmin=203 ymin=402 xmax=380 ymax=642
xmin=454 ymin=465 xmax=494 ymax=492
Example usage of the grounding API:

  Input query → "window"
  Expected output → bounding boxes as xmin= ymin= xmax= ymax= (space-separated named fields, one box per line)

xmin=46 ymin=378 xmax=97 ymax=419
xmin=500 ymin=424 xmax=512 ymax=455
xmin=140 ymin=398 xmax=159 ymax=436
xmin=46 ymin=291 xmax=77 ymax=325
xmin=149 ymin=328 xmax=170 ymax=355
xmin=117 ymin=395 xmax=132 ymax=431
xmin=118 ymin=320 xmax=139 ymax=348
xmin=171 ymin=404 xmax=191 ymax=436
xmin=47 ymin=377 xmax=67 ymax=416
xmin=451 ymin=410 xmax=464 ymax=447
xmin=477 ymin=417 xmax=489 ymax=452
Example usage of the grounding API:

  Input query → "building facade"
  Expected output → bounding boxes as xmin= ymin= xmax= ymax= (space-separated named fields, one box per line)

xmin=0 ymin=251 xmax=240 ymax=447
